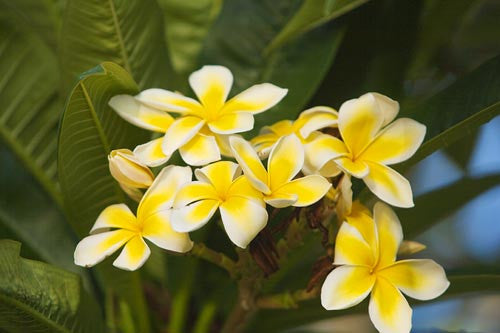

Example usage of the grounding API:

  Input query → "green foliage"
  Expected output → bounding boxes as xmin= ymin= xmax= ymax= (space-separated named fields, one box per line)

xmin=58 ymin=62 xmax=150 ymax=332
xmin=0 ymin=240 xmax=104 ymax=333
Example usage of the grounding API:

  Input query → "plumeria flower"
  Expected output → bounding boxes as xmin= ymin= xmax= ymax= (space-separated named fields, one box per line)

xmin=74 ymin=166 xmax=194 ymax=271
xmin=305 ymin=93 xmax=426 ymax=207
xmin=321 ymin=202 xmax=449 ymax=333
xmin=230 ymin=134 xmax=331 ymax=208
xmin=171 ymin=161 xmax=267 ymax=248
xmin=251 ymin=106 xmax=338 ymax=159
xmin=108 ymin=149 xmax=154 ymax=202
xmin=111 ymin=65 xmax=287 ymax=167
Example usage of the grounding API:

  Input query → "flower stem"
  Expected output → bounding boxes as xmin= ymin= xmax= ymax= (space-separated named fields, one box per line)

xmin=256 ymin=287 xmax=320 ymax=309
xmin=190 ymin=243 xmax=237 ymax=277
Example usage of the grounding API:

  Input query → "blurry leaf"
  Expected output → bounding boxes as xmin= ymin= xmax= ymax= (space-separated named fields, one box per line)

xmin=399 ymin=55 xmax=500 ymax=171
xmin=60 ymin=0 xmax=174 ymax=92
xmin=202 ymin=0 xmax=344 ymax=133
xmin=444 ymin=129 xmax=479 ymax=170
xmin=247 ymin=273 xmax=500 ymax=332
xmin=0 ymin=14 xmax=63 ymax=207
xmin=0 ymin=240 xmax=105 ymax=333
xmin=397 ymin=174 xmax=500 ymax=239
xmin=158 ymin=0 xmax=222 ymax=84
xmin=0 ymin=0 xmax=61 ymax=50
xmin=267 ymin=0 xmax=369 ymax=52
xmin=58 ymin=62 xmax=150 ymax=332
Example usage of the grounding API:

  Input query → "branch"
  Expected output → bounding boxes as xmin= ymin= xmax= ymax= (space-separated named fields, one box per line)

xmin=190 ymin=243 xmax=237 ymax=277
xmin=256 ymin=287 xmax=320 ymax=309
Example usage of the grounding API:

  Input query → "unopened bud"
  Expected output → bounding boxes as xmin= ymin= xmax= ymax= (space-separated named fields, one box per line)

xmin=108 ymin=149 xmax=154 ymax=188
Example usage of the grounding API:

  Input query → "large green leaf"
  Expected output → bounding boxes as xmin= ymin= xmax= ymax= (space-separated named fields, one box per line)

xmin=0 ymin=12 xmax=62 ymax=207
xmin=58 ymin=62 xmax=150 ymax=332
xmin=60 ymin=0 xmax=174 ymax=92
xmin=0 ymin=240 xmax=104 ymax=333
xmin=399 ymin=55 xmax=500 ymax=170
xmin=398 ymin=174 xmax=500 ymax=239
xmin=158 ymin=0 xmax=222 ymax=85
xmin=201 ymin=0 xmax=344 ymax=132
xmin=266 ymin=0 xmax=369 ymax=52
xmin=247 ymin=274 xmax=500 ymax=332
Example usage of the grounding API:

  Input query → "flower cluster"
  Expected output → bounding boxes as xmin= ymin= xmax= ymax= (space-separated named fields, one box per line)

xmin=74 ymin=65 xmax=448 ymax=333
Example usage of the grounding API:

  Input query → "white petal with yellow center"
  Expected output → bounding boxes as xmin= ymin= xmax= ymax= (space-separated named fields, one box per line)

xmin=373 ymin=202 xmax=403 ymax=268
xmin=179 ymin=133 xmax=221 ymax=166
xmin=230 ymin=136 xmax=270 ymax=193
xmin=321 ymin=265 xmax=375 ymax=310
xmin=222 ymin=83 xmax=288 ymax=114
xmin=368 ymin=92 xmax=399 ymax=126
xmin=369 ymin=277 xmax=412 ymax=333
xmin=194 ymin=161 xmax=241 ymax=194
xmin=137 ymin=88 xmax=203 ymax=115
xmin=174 ymin=181 xmax=219 ymax=208
xmin=304 ymin=134 xmax=349 ymax=174
xmin=219 ymin=197 xmax=268 ymax=248
xmin=264 ymin=192 xmax=298 ymax=208
xmin=363 ymin=162 xmax=414 ymax=208
xmin=109 ymin=149 xmax=154 ymax=188
xmin=379 ymin=259 xmax=449 ymax=300
xmin=142 ymin=210 xmax=194 ymax=253
xmin=208 ymin=112 xmax=254 ymax=134
xmin=268 ymin=135 xmax=304 ymax=190
xmin=335 ymin=157 xmax=369 ymax=178
xmin=272 ymin=175 xmax=331 ymax=207
xmin=90 ymin=204 xmax=139 ymax=234
xmin=334 ymin=222 xmax=376 ymax=267
xmin=297 ymin=106 xmax=338 ymax=138
xmin=162 ymin=116 xmax=205 ymax=156
xmin=134 ymin=138 xmax=170 ymax=167
xmin=189 ymin=65 xmax=233 ymax=109
xmin=360 ymin=118 xmax=426 ymax=165
xmin=74 ymin=230 xmax=135 ymax=268
xmin=113 ymin=235 xmax=151 ymax=271
xmin=109 ymin=95 xmax=174 ymax=133
xmin=171 ymin=199 xmax=220 ymax=233
xmin=338 ymin=94 xmax=384 ymax=157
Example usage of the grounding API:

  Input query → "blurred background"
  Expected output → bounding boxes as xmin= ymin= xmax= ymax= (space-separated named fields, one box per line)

xmin=1 ymin=0 xmax=499 ymax=332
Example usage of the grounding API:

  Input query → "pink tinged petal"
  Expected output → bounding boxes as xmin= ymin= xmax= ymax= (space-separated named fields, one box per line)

xmin=112 ymin=235 xmax=151 ymax=271
xmin=360 ymin=118 xmax=426 ymax=165
xmin=189 ymin=65 xmax=233 ymax=108
xmin=229 ymin=136 xmax=270 ymax=194
xmin=179 ymin=133 xmax=221 ymax=166
xmin=109 ymin=95 xmax=174 ymax=132
xmin=138 ymin=165 xmax=192 ymax=218
xmin=194 ymin=161 xmax=241 ymax=194
xmin=367 ymin=92 xmax=400 ymax=126
xmin=141 ymin=210 xmax=194 ymax=253
xmin=134 ymin=138 xmax=171 ymax=167
xmin=219 ymin=197 xmax=268 ymax=248
xmin=208 ymin=112 xmax=254 ymax=134
xmin=273 ymin=175 xmax=331 ymax=207
xmin=321 ymin=265 xmax=375 ymax=310
xmin=222 ymin=83 xmax=288 ymax=114
xmin=297 ymin=106 xmax=338 ymax=138
xmin=304 ymin=134 xmax=349 ymax=175
xmin=170 ymin=199 xmax=220 ymax=233
xmin=373 ymin=202 xmax=403 ymax=268
xmin=379 ymin=259 xmax=450 ymax=300
xmin=338 ymin=94 xmax=384 ymax=157
xmin=91 ymin=204 xmax=139 ymax=234
xmin=335 ymin=157 xmax=369 ymax=178
xmin=364 ymin=162 xmax=414 ymax=208
xmin=334 ymin=222 xmax=376 ymax=267
xmin=162 ymin=116 xmax=205 ymax=156
xmin=268 ymin=134 xmax=304 ymax=190
xmin=369 ymin=277 xmax=412 ymax=333
xmin=74 ymin=230 xmax=135 ymax=268
xmin=136 ymin=88 xmax=203 ymax=115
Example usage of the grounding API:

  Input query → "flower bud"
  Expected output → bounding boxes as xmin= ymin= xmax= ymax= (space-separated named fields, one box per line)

xmin=108 ymin=149 xmax=154 ymax=188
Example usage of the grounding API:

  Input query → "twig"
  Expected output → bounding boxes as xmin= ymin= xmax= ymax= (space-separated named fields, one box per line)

xmin=256 ymin=287 xmax=320 ymax=309
xmin=190 ymin=243 xmax=237 ymax=277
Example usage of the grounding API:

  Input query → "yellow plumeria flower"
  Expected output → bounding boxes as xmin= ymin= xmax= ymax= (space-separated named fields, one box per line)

xmin=230 ymin=134 xmax=331 ymax=208
xmin=108 ymin=149 xmax=154 ymax=201
xmin=109 ymin=95 xmax=175 ymax=167
xmin=111 ymin=65 xmax=287 ymax=167
xmin=171 ymin=161 xmax=267 ymax=248
xmin=306 ymin=93 xmax=426 ymax=207
xmin=251 ymin=106 xmax=338 ymax=157
xmin=321 ymin=202 xmax=449 ymax=333
xmin=74 ymin=166 xmax=194 ymax=271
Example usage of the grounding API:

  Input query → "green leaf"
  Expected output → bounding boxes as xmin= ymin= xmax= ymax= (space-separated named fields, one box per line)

xmin=266 ymin=0 xmax=370 ymax=52
xmin=201 ymin=0 xmax=344 ymax=132
xmin=58 ymin=62 xmax=150 ymax=332
xmin=247 ymin=273 xmax=500 ymax=332
xmin=158 ymin=0 xmax=222 ymax=84
xmin=0 ymin=13 xmax=63 ymax=207
xmin=399 ymin=55 xmax=500 ymax=171
xmin=0 ymin=240 xmax=104 ymax=333
xmin=60 ymin=0 xmax=174 ymax=92
xmin=398 ymin=174 xmax=500 ymax=239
